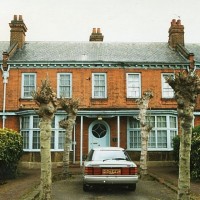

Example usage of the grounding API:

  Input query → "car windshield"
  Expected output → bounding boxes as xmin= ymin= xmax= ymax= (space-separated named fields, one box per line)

xmin=90 ymin=150 xmax=131 ymax=161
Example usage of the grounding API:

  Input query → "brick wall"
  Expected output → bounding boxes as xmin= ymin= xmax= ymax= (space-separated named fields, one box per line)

xmin=1 ymin=67 xmax=193 ymax=111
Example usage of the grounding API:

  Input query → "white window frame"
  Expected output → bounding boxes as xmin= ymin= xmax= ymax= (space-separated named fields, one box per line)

xmin=20 ymin=115 xmax=73 ymax=152
xmin=127 ymin=115 xmax=178 ymax=151
xmin=162 ymin=73 xmax=174 ymax=98
xmin=126 ymin=73 xmax=141 ymax=98
xmin=92 ymin=73 xmax=107 ymax=98
xmin=57 ymin=73 xmax=72 ymax=98
xmin=21 ymin=73 xmax=36 ymax=98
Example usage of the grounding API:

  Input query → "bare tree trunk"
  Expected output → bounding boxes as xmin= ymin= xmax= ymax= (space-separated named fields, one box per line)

xmin=136 ymin=91 xmax=153 ymax=178
xmin=177 ymin=103 xmax=193 ymax=200
xmin=39 ymin=118 xmax=52 ymax=200
xmin=166 ymin=70 xmax=200 ymax=200
xmin=33 ymin=79 xmax=57 ymax=200
xmin=59 ymin=98 xmax=79 ymax=176
xmin=60 ymin=116 xmax=76 ymax=175
xmin=178 ymin=124 xmax=192 ymax=199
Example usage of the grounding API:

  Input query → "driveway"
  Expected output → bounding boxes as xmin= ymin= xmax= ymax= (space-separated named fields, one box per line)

xmin=52 ymin=175 xmax=177 ymax=200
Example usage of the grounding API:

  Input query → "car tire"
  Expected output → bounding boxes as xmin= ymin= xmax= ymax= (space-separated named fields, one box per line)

xmin=128 ymin=184 xmax=136 ymax=191
xmin=83 ymin=184 xmax=90 ymax=192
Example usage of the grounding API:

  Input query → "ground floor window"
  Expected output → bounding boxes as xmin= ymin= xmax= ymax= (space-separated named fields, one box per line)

xmin=127 ymin=115 xmax=177 ymax=151
xmin=20 ymin=115 xmax=72 ymax=151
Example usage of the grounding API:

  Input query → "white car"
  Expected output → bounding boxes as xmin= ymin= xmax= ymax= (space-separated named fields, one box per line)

xmin=83 ymin=147 xmax=139 ymax=192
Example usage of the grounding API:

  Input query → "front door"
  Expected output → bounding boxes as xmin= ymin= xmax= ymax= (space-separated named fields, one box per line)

xmin=89 ymin=120 xmax=110 ymax=151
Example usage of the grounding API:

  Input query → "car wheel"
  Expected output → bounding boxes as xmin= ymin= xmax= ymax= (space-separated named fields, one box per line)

xmin=83 ymin=184 xmax=90 ymax=192
xmin=128 ymin=184 xmax=136 ymax=191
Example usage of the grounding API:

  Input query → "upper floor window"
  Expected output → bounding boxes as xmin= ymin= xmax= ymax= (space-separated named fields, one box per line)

xmin=92 ymin=73 xmax=107 ymax=98
xmin=126 ymin=73 xmax=141 ymax=98
xmin=162 ymin=73 xmax=174 ymax=98
xmin=57 ymin=73 xmax=72 ymax=98
xmin=22 ymin=73 xmax=36 ymax=98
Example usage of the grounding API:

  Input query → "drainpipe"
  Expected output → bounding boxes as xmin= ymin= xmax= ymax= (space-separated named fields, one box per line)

xmin=1 ymin=64 xmax=10 ymax=129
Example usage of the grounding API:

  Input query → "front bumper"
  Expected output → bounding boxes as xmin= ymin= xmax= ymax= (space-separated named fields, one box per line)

xmin=83 ymin=175 xmax=139 ymax=185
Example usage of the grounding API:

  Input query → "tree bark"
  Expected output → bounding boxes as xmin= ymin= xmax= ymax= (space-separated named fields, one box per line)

xmin=39 ymin=118 xmax=52 ymax=200
xmin=166 ymin=70 xmax=200 ymax=200
xmin=136 ymin=91 xmax=153 ymax=178
xmin=59 ymin=98 xmax=79 ymax=176
xmin=32 ymin=79 xmax=57 ymax=200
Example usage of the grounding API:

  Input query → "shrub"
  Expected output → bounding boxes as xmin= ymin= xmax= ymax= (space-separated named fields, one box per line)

xmin=173 ymin=126 xmax=200 ymax=179
xmin=0 ymin=128 xmax=23 ymax=179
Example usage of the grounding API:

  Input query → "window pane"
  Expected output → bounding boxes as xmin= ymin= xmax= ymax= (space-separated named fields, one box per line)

xmin=58 ymin=131 xmax=65 ymax=149
xmin=157 ymin=130 xmax=167 ymax=148
xmin=59 ymin=74 xmax=71 ymax=97
xmin=33 ymin=116 xmax=40 ymax=128
xmin=129 ymin=117 xmax=140 ymax=128
xmin=127 ymin=74 xmax=140 ymax=98
xmin=170 ymin=116 xmax=176 ymax=128
xmin=170 ymin=130 xmax=177 ymax=148
xmin=148 ymin=131 xmax=156 ymax=148
xmin=33 ymin=131 xmax=40 ymax=149
xmin=21 ymin=131 xmax=29 ymax=149
xmin=93 ymin=74 xmax=106 ymax=98
xmin=129 ymin=130 xmax=141 ymax=148
xmin=22 ymin=117 xmax=29 ymax=129
xmin=157 ymin=116 xmax=167 ymax=128
xmin=162 ymin=74 xmax=174 ymax=98
xmin=146 ymin=116 xmax=155 ymax=128
xmin=23 ymin=74 xmax=35 ymax=98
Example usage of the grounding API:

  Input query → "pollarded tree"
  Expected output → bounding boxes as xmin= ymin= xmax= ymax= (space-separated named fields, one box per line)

xmin=166 ymin=70 xmax=200 ymax=200
xmin=136 ymin=90 xmax=153 ymax=178
xmin=32 ymin=79 xmax=57 ymax=200
xmin=59 ymin=98 xmax=79 ymax=176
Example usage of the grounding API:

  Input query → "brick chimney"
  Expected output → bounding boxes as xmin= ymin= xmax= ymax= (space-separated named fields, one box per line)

xmin=89 ymin=28 xmax=104 ymax=42
xmin=9 ymin=15 xmax=27 ymax=49
xmin=168 ymin=19 xmax=184 ymax=49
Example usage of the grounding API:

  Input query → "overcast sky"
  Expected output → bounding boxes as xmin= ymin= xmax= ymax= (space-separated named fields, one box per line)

xmin=1 ymin=0 xmax=200 ymax=43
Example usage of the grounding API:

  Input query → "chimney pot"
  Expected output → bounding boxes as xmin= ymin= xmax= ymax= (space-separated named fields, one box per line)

xmin=92 ymin=28 xmax=96 ymax=33
xmin=177 ymin=19 xmax=181 ymax=25
xmin=97 ymin=28 xmax=101 ymax=33
xmin=171 ymin=19 xmax=176 ymax=25
xmin=19 ymin=15 xmax=23 ymax=21
xmin=14 ymin=15 xmax=17 ymax=21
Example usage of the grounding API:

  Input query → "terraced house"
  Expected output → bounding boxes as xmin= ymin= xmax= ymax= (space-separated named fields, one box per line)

xmin=1 ymin=15 xmax=200 ymax=168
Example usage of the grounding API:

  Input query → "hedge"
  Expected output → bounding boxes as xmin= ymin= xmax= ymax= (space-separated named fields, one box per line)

xmin=0 ymin=128 xmax=23 ymax=179
xmin=173 ymin=126 xmax=200 ymax=180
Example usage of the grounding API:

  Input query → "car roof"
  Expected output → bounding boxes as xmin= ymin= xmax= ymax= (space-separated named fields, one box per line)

xmin=92 ymin=147 xmax=124 ymax=151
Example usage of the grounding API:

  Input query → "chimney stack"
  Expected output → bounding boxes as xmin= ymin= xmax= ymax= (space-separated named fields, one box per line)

xmin=168 ymin=19 xmax=184 ymax=49
xmin=89 ymin=28 xmax=104 ymax=42
xmin=9 ymin=15 xmax=27 ymax=49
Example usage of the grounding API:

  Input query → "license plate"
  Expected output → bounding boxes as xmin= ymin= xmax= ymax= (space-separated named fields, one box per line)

xmin=102 ymin=168 xmax=121 ymax=175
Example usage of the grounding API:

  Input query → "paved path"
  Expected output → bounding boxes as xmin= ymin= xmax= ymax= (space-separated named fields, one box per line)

xmin=52 ymin=175 xmax=177 ymax=200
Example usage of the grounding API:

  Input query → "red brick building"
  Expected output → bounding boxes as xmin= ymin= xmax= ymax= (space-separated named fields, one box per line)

xmin=1 ymin=16 xmax=200 ymax=168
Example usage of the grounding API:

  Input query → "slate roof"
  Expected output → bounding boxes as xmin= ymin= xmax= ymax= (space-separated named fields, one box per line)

xmin=0 ymin=41 xmax=10 ymax=60
xmin=185 ymin=43 xmax=200 ymax=63
xmin=0 ymin=41 xmax=188 ymax=64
